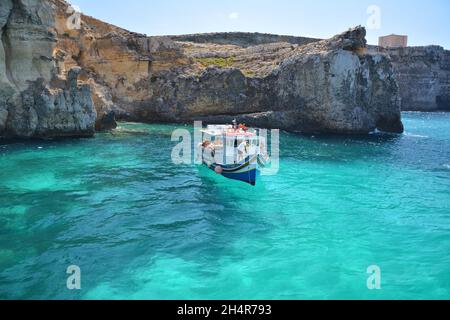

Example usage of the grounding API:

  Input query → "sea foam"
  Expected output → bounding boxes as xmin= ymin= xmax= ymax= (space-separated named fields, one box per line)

xmin=404 ymin=132 xmax=429 ymax=138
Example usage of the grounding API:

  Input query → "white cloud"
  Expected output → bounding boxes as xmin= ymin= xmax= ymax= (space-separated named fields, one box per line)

xmin=228 ymin=12 xmax=240 ymax=20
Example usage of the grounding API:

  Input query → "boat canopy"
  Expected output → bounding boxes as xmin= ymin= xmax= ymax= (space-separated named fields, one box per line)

xmin=201 ymin=125 xmax=258 ymax=140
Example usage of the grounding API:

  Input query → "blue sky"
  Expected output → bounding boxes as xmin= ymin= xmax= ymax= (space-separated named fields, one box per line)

xmin=68 ymin=0 xmax=450 ymax=48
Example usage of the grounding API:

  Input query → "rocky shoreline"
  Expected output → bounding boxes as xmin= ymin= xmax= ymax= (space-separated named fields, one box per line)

xmin=0 ymin=0 xmax=446 ymax=140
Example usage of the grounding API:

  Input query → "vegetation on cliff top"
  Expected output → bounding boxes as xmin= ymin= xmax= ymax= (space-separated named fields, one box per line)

xmin=194 ymin=56 xmax=236 ymax=68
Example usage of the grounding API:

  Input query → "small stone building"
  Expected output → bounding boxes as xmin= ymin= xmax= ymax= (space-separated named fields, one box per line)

xmin=378 ymin=34 xmax=408 ymax=48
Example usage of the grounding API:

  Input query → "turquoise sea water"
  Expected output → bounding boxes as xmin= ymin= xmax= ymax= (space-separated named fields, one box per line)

xmin=0 ymin=112 xmax=449 ymax=300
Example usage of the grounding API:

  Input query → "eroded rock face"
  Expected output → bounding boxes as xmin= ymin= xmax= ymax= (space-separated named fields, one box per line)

xmin=0 ymin=0 xmax=14 ymax=134
xmin=271 ymin=49 xmax=403 ymax=133
xmin=369 ymin=46 xmax=450 ymax=111
xmin=0 ymin=0 xmax=96 ymax=139
xmin=52 ymin=1 xmax=190 ymax=128
xmin=7 ymin=67 xmax=96 ymax=138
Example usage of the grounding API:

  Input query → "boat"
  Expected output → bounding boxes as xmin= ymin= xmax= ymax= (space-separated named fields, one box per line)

xmin=197 ymin=122 xmax=270 ymax=186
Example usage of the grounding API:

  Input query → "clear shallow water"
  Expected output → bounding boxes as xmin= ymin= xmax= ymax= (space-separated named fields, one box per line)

xmin=0 ymin=113 xmax=449 ymax=300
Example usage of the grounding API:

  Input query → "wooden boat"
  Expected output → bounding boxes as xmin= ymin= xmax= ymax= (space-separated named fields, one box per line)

xmin=197 ymin=123 xmax=270 ymax=186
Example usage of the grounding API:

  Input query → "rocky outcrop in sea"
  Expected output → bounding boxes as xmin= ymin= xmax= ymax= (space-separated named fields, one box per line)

xmin=1 ymin=0 xmax=406 ymax=139
xmin=166 ymin=27 xmax=403 ymax=134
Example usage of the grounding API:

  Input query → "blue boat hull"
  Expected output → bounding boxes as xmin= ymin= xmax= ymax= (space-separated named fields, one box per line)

xmin=221 ymin=168 xmax=257 ymax=186
xmin=206 ymin=156 xmax=257 ymax=186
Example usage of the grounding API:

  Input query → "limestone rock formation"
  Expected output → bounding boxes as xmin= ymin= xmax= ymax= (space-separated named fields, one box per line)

xmin=0 ymin=0 xmax=96 ymax=139
xmin=2 ymin=0 xmax=404 ymax=138
xmin=369 ymin=46 xmax=450 ymax=111
xmin=142 ymin=26 xmax=404 ymax=133
xmin=187 ymin=32 xmax=450 ymax=113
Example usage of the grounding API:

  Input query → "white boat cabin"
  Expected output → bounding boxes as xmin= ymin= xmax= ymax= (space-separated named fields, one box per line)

xmin=199 ymin=125 xmax=266 ymax=166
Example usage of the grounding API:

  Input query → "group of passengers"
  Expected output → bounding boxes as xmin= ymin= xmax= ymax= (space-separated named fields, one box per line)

xmin=202 ymin=120 xmax=251 ymax=162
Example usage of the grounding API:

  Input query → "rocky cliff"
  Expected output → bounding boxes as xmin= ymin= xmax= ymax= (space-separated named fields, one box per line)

xmin=1 ymin=0 xmax=405 ymax=139
xmin=169 ymin=32 xmax=320 ymax=48
xmin=0 ymin=0 xmax=96 ymax=139
xmin=193 ymin=33 xmax=450 ymax=113
xmin=158 ymin=28 xmax=403 ymax=133
xmin=368 ymin=46 xmax=450 ymax=111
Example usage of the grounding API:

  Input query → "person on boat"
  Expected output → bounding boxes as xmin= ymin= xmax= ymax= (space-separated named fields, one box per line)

xmin=239 ymin=124 xmax=248 ymax=132
xmin=202 ymin=140 xmax=216 ymax=159
xmin=237 ymin=140 xmax=250 ymax=161
xmin=232 ymin=119 xmax=238 ymax=131
xmin=202 ymin=141 xmax=211 ymax=148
